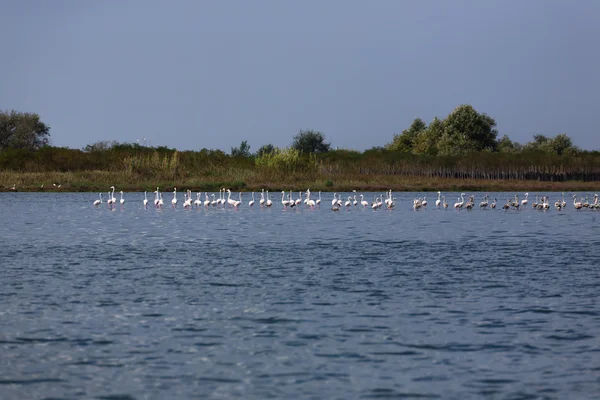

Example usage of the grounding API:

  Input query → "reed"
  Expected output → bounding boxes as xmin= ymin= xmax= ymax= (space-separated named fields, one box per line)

xmin=2 ymin=145 xmax=600 ymax=192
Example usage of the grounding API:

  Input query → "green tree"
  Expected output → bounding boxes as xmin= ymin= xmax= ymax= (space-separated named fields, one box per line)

xmin=387 ymin=118 xmax=427 ymax=152
xmin=413 ymin=117 xmax=443 ymax=155
xmin=496 ymin=135 xmax=522 ymax=153
xmin=549 ymin=133 xmax=577 ymax=155
xmin=438 ymin=105 xmax=498 ymax=155
xmin=230 ymin=140 xmax=251 ymax=157
xmin=256 ymin=144 xmax=276 ymax=157
xmin=291 ymin=129 xmax=331 ymax=153
xmin=0 ymin=110 xmax=50 ymax=151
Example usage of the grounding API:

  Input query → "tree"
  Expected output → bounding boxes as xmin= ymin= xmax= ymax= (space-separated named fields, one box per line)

xmin=438 ymin=105 xmax=498 ymax=155
xmin=496 ymin=135 xmax=522 ymax=153
xmin=230 ymin=140 xmax=251 ymax=157
xmin=387 ymin=118 xmax=427 ymax=152
xmin=549 ymin=133 xmax=577 ymax=155
xmin=291 ymin=129 xmax=331 ymax=153
xmin=523 ymin=133 xmax=579 ymax=155
xmin=0 ymin=110 xmax=50 ymax=151
xmin=413 ymin=117 xmax=443 ymax=155
xmin=256 ymin=144 xmax=275 ymax=157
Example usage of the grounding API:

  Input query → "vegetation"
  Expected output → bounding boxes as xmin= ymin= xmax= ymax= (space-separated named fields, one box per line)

xmin=2 ymin=106 xmax=600 ymax=192
xmin=0 ymin=110 xmax=50 ymax=152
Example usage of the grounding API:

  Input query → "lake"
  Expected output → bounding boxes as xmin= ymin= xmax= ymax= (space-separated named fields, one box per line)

xmin=1 ymin=191 xmax=600 ymax=399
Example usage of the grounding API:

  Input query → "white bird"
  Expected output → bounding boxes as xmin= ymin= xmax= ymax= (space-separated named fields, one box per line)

xmin=442 ymin=196 xmax=448 ymax=209
xmin=521 ymin=193 xmax=529 ymax=207
xmin=281 ymin=191 xmax=290 ymax=208
xmin=332 ymin=193 xmax=338 ymax=207
xmin=204 ymin=193 xmax=211 ymax=207
xmin=454 ymin=193 xmax=465 ymax=209
xmin=316 ymin=191 xmax=322 ymax=206
xmin=93 ymin=193 xmax=102 ymax=206
xmin=306 ymin=190 xmax=316 ymax=207
xmin=259 ymin=189 xmax=265 ymax=207
xmin=194 ymin=192 xmax=201 ymax=207
xmin=436 ymin=191 xmax=441 ymax=207
xmin=265 ymin=190 xmax=272 ymax=207
xmin=230 ymin=191 xmax=241 ymax=207
xmin=360 ymin=194 xmax=368 ymax=207
xmin=295 ymin=191 xmax=302 ymax=206
xmin=158 ymin=193 xmax=164 ymax=207
xmin=172 ymin=188 xmax=178 ymax=207
xmin=143 ymin=191 xmax=148 ymax=207
xmin=227 ymin=189 xmax=237 ymax=207
xmin=573 ymin=194 xmax=583 ymax=210
xmin=119 ymin=190 xmax=125 ymax=205
xmin=249 ymin=192 xmax=255 ymax=207
xmin=210 ymin=193 xmax=217 ymax=206
xmin=345 ymin=196 xmax=352 ymax=208
xmin=421 ymin=196 xmax=427 ymax=207
xmin=154 ymin=188 xmax=160 ymax=206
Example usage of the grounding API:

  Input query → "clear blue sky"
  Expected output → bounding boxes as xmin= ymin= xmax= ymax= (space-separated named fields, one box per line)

xmin=1 ymin=0 xmax=598 ymax=151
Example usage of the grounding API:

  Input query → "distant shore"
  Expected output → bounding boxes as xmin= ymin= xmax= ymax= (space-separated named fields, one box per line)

xmin=2 ymin=172 xmax=600 ymax=193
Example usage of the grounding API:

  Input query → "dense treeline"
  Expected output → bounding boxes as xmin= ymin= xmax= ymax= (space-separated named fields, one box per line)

xmin=2 ymin=107 xmax=600 ymax=192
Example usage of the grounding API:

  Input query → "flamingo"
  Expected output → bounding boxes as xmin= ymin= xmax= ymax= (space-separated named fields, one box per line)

xmin=143 ymin=191 xmax=148 ymax=207
xmin=422 ymin=196 xmax=427 ymax=207
xmin=171 ymin=188 xmax=178 ymax=207
xmin=295 ymin=191 xmax=302 ymax=207
xmin=360 ymin=194 xmax=368 ymax=207
xmin=454 ymin=193 xmax=465 ymax=209
xmin=532 ymin=194 xmax=539 ymax=209
xmin=542 ymin=197 xmax=550 ymax=210
xmin=573 ymin=195 xmax=583 ymax=210
xmin=561 ymin=192 xmax=567 ymax=208
xmin=210 ymin=193 xmax=217 ymax=206
xmin=372 ymin=196 xmax=380 ymax=210
xmin=230 ymin=191 xmax=241 ymax=208
xmin=331 ymin=193 xmax=338 ymax=207
xmin=204 ymin=193 xmax=211 ymax=207
xmin=479 ymin=195 xmax=488 ymax=208
xmin=154 ymin=188 xmax=160 ymax=206
xmin=491 ymin=198 xmax=497 ymax=209
xmin=345 ymin=196 xmax=352 ymax=208
xmin=119 ymin=191 xmax=125 ymax=205
xmin=93 ymin=193 xmax=102 ymax=206
xmin=265 ymin=191 xmax=272 ymax=207
xmin=259 ymin=189 xmax=265 ymax=207
xmin=110 ymin=186 xmax=116 ymax=204
xmin=316 ymin=191 xmax=322 ymax=206
xmin=183 ymin=191 xmax=192 ymax=208
xmin=353 ymin=195 xmax=358 ymax=206
xmin=435 ymin=191 xmax=441 ymax=208
xmin=502 ymin=199 xmax=510 ymax=210
xmin=521 ymin=193 xmax=529 ymax=207
xmin=226 ymin=189 xmax=237 ymax=207
xmin=281 ymin=191 xmax=290 ymax=208
xmin=385 ymin=190 xmax=393 ymax=207
xmin=442 ymin=195 xmax=448 ymax=209
xmin=306 ymin=190 xmax=316 ymax=207
xmin=249 ymin=192 xmax=255 ymax=207
xmin=194 ymin=193 xmax=201 ymax=207
xmin=158 ymin=192 xmax=164 ymax=207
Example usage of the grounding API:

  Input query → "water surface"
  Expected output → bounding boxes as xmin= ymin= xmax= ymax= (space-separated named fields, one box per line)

xmin=1 ymin=192 xmax=600 ymax=399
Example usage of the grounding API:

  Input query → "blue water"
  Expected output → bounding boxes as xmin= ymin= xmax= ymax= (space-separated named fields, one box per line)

xmin=1 ymin=191 xmax=600 ymax=399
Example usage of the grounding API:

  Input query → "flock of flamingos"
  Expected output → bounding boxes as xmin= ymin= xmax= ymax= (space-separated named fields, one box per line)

xmin=93 ymin=186 xmax=600 ymax=211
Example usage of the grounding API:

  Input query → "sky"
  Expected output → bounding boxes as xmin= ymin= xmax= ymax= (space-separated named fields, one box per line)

xmin=1 ymin=0 xmax=599 ymax=152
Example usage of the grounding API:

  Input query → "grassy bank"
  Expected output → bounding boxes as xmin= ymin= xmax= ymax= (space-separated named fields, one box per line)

xmin=3 ymin=171 xmax=600 ymax=193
